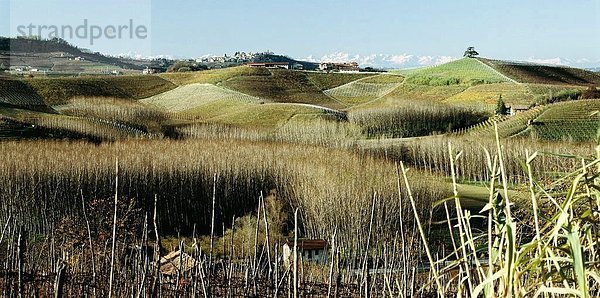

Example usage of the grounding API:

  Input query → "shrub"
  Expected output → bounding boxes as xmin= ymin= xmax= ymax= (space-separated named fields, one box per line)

xmin=581 ymin=85 xmax=600 ymax=99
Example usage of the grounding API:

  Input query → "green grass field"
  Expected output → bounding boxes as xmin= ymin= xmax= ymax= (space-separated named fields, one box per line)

xmin=379 ymin=83 xmax=468 ymax=103
xmin=457 ymin=99 xmax=600 ymax=141
xmin=404 ymin=58 xmax=509 ymax=86
xmin=325 ymin=74 xmax=404 ymax=105
xmin=529 ymin=99 xmax=600 ymax=141
xmin=141 ymin=83 xmax=263 ymax=115
xmin=389 ymin=67 xmax=428 ymax=76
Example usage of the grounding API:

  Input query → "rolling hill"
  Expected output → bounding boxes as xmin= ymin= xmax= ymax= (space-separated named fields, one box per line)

xmin=141 ymin=81 xmax=343 ymax=131
xmin=370 ymin=58 xmax=512 ymax=106
xmin=478 ymin=58 xmax=600 ymax=85
xmin=379 ymin=57 xmax=597 ymax=108
xmin=325 ymin=74 xmax=404 ymax=105
xmin=141 ymin=83 xmax=263 ymax=116
xmin=0 ymin=37 xmax=146 ymax=71
xmin=403 ymin=58 xmax=510 ymax=86
xmin=159 ymin=66 xmax=269 ymax=86
xmin=1 ymin=53 xmax=599 ymax=142
xmin=0 ymin=104 xmax=145 ymax=140
xmin=529 ymin=100 xmax=600 ymax=141
xmin=220 ymin=68 xmax=347 ymax=109
xmin=26 ymin=75 xmax=176 ymax=105
xmin=0 ymin=78 xmax=53 ymax=112
xmin=305 ymin=72 xmax=376 ymax=90
xmin=457 ymin=99 xmax=600 ymax=142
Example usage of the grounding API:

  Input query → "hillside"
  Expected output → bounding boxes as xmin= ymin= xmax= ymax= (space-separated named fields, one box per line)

xmin=305 ymin=72 xmax=376 ymax=90
xmin=0 ymin=104 xmax=145 ymax=140
xmin=220 ymin=68 xmax=346 ymax=109
xmin=375 ymin=58 xmax=595 ymax=108
xmin=2 ymin=53 xmax=598 ymax=142
xmin=530 ymin=99 xmax=600 ymax=141
xmin=200 ymin=103 xmax=339 ymax=130
xmin=141 ymin=83 xmax=263 ymax=116
xmin=0 ymin=37 xmax=145 ymax=71
xmin=141 ymin=82 xmax=342 ymax=130
xmin=403 ymin=58 xmax=509 ymax=86
xmin=478 ymin=58 xmax=600 ymax=85
xmin=444 ymin=83 xmax=532 ymax=105
xmin=159 ymin=66 xmax=269 ymax=85
xmin=0 ymin=78 xmax=53 ymax=112
xmin=457 ymin=99 xmax=600 ymax=142
xmin=26 ymin=75 xmax=176 ymax=105
xmin=368 ymin=58 xmax=510 ymax=106
xmin=325 ymin=74 xmax=404 ymax=105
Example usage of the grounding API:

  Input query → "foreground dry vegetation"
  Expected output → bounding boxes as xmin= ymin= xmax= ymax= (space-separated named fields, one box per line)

xmin=0 ymin=128 xmax=598 ymax=296
xmin=0 ymin=137 xmax=443 ymax=296
xmin=362 ymin=135 xmax=596 ymax=184
xmin=0 ymin=138 xmax=440 ymax=245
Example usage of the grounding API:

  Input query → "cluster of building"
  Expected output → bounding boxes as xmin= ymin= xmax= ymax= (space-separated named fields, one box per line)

xmin=197 ymin=51 xmax=274 ymax=63
xmin=318 ymin=62 xmax=360 ymax=73
xmin=245 ymin=61 xmax=361 ymax=73
xmin=247 ymin=62 xmax=304 ymax=70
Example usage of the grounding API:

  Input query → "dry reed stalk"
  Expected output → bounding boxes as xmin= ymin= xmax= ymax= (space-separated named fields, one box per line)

xmin=108 ymin=159 xmax=119 ymax=298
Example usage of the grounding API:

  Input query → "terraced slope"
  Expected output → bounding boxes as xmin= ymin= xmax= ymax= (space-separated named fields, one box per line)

xmin=142 ymin=82 xmax=341 ymax=130
xmin=458 ymin=99 xmax=600 ymax=142
xmin=0 ymin=105 xmax=145 ymax=140
xmin=0 ymin=115 xmax=104 ymax=140
xmin=305 ymin=72 xmax=376 ymax=90
xmin=367 ymin=58 xmax=509 ymax=106
xmin=445 ymin=83 xmax=533 ymax=105
xmin=530 ymin=100 xmax=600 ymax=141
xmin=27 ymin=75 xmax=176 ymax=105
xmin=54 ymin=97 xmax=167 ymax=134
xmin=205 ymin=103 xmax=338 ymax=130
xmin=0 ymin=78 xmax=52 ymax=112
xmin=221 ymin=69 xmax=345 ymax=109
xmin=325 ymin=74 xmax=404 ymax=105
xmin=160 ymin=66 xmax=271 ymax=85
xmin=141 ymin=83 xmax=263 ymax=117
xmin=378 ymin=84 xmax=468 ymax=103
xmin=404 ymin=58 xmax=509 ymax=86
xmin=479 ymin=58 xmax=600 ymax=85
xmin=457 ymin=106 xmax=548 ymax=138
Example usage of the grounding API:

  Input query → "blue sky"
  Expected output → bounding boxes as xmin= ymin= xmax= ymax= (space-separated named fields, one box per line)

xmin=1 ymin=0 xmax=599 ymax=67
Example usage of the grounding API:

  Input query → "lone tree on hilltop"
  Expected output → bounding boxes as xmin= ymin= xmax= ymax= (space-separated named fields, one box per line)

xmin=464 ymin=47 xmax=479 ymax=58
